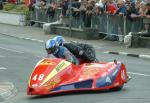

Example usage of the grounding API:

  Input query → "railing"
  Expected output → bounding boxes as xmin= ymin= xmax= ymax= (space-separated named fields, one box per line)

xmin=30 ymin=8 xmax=62 ymax=23
xmin=30 ymin=8 xmax=144 ymax=40
xmin=70 ymin=14 xmax=143 ymax=34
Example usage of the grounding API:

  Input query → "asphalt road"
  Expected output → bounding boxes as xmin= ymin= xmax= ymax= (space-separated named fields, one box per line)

xmin=0 ymin=34 xmax=150 ymax=103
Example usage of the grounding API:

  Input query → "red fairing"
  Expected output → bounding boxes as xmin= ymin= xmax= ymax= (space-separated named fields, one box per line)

xmin=27 ymin=58 xmax=128 ymax=95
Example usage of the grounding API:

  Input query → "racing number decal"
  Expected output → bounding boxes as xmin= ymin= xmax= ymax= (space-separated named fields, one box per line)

xmin=32 ymin=74 xmax=45 ymax=81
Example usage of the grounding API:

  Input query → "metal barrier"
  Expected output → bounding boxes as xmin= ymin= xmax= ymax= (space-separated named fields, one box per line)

xmin=30 ymin=8 xmax=62 ymax=24
xmin=30 ymin=8 xmax=145 ymax=40
xmin=91 ymin=14 xmax=144 ymax=41
xmin=126 ymin=17 xmax=143 ymax=33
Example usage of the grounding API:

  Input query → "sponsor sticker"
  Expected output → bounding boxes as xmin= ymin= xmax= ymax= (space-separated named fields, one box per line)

xmin=106 ymin=76 xmax=112 ymax=83
xmin=121 ymin=70 xmax=126 ymax=80
xmin=40 ymin=60 xmax=56 ymax=66
xmin=82 ymin=67 xmax=99 ymax=77
xmin=55 ymin=62 xmax=65 ymax=72
xmin=43 ymin=77 xmax=61 ymax=89
xmin=41 ymin=60 xmax=70 ymax=85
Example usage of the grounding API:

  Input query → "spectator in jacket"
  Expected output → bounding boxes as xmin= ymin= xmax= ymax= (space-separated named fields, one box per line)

xmin=115 ymin=0 xmax=126 ymax=16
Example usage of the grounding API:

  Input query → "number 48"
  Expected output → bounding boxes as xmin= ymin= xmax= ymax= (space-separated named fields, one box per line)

xmin=32 ymin=74 xmax=44 ymax=81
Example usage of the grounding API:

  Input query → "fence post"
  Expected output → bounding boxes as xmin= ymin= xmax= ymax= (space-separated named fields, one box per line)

xmin=106 ymin=14 xmax=109 ymax=35
xmin=69 ymin=0 xmax=72 ymax=37
xmin=124 ymin=16 xmax=126 ymax=36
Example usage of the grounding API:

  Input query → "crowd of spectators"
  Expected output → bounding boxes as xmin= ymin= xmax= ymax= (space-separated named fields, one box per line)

xmin=0 ymin=0 xmax=150 ymax=33
xmin=62 ymin=0 xmax=150 ymax=32
xmin=28 ymin=0 xmax=150 ymax=32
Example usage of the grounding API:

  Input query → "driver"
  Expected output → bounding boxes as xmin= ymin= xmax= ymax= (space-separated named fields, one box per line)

xmin=45 ymin=39 xmax=79 ymax=65
xmin=53 ymin=35 xmax=98 ymax=63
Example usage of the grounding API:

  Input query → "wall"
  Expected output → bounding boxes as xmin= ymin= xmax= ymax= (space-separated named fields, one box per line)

xmin=51 ymin=26 xmax=100 ymax=40
xmin=0 ymin=11 xmax=25 ymax=26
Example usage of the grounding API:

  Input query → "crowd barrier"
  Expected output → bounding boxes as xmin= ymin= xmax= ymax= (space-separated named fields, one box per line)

xmin=30 ymin=8 xmax=144 ymax=39
xmin=30 ymin=8 xmax=62 ymax=24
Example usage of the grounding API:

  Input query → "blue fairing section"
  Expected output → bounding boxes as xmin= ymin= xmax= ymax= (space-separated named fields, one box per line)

xmin=96 ymin=63 xmax=121 ymax=88
xmin=51 ymin=79 xmax=93 ymax=92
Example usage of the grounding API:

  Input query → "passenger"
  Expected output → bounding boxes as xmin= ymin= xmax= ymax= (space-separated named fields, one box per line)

xmin=45 ymin=39 xmax=79 ymax=65
xmin=53 ymin=35 xmax=98 ymax=63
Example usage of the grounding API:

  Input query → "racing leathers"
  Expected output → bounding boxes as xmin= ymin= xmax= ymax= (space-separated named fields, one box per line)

xmin=49 ymin=46 xmax=79 ymax=65
xmin=63 ymin=42 xmax=98 ymax=63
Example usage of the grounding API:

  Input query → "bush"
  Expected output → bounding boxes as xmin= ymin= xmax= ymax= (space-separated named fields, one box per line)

xmin=3 ymin=3 xmax=29 ymax=13
xmin=3 ymin=3 xmax=15 ymax=11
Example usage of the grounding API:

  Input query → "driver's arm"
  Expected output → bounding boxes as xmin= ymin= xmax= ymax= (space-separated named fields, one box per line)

xmin=63 ymin=48 xmax=79 ymax=65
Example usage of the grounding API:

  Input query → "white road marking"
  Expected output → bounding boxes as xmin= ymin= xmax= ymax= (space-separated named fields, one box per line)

xmin=139 ymin=55 xmax=150 ymax=59
xmin=119 ymin=52 xmax=128 ymax=55
xmin=128 ymin=72 xmax=150 ymax=77
xmin=0 ymin=47 xmax=24 ymax=54
xmin=0 ymin=67 xmax=7 ymax=70
xmin=104 ymin=51 xmax=109 ymax=53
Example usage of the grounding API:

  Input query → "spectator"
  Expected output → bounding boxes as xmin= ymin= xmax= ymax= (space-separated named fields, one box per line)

xmin=71 ymin=0 xmax=81 ymax=18
xmin=39 ymin=0 xmax=47 ymax=10
xmin=115 ymin=0 xmax=126 ymax=16
xmin=126 ymin=0 xmax=140 ymax=32
xmin=46 ymin=1 xmax=57 ymax=18
xmin=106 ymin=0 xmax=117 ymax=15
xmin=30 ymin=0 xmax=47 ymax=26
xmin=84 ymin=3 xmax=93 ymax=27
xmin=8 ymin=0 xmax=16 ymax=4
xmin=113 ymin=0 xmax=126 ymax=35
xmin=60 ymin=0 xmax=69 ymax=16
xmin=0 ymin=0 xmax=3 ymax=10
xmin=94 ymin=3 xmax=102 ymax=15
xmin=139 ymin=1 xmax=146 ymax=16
xmin=79 ymin=0 xmax=87 ymax=21
xmin=139 ymin=1 xmax=148 ymax=32
xmin=141 ymin=2 xmax=150 ymax=33
xmin=33 ymin=0 xmax=47 ymax=10
xmin=28 ymin=0 xmax=36 ymax=11
xmin=96 ymin=0 xmax=107 ymax=14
